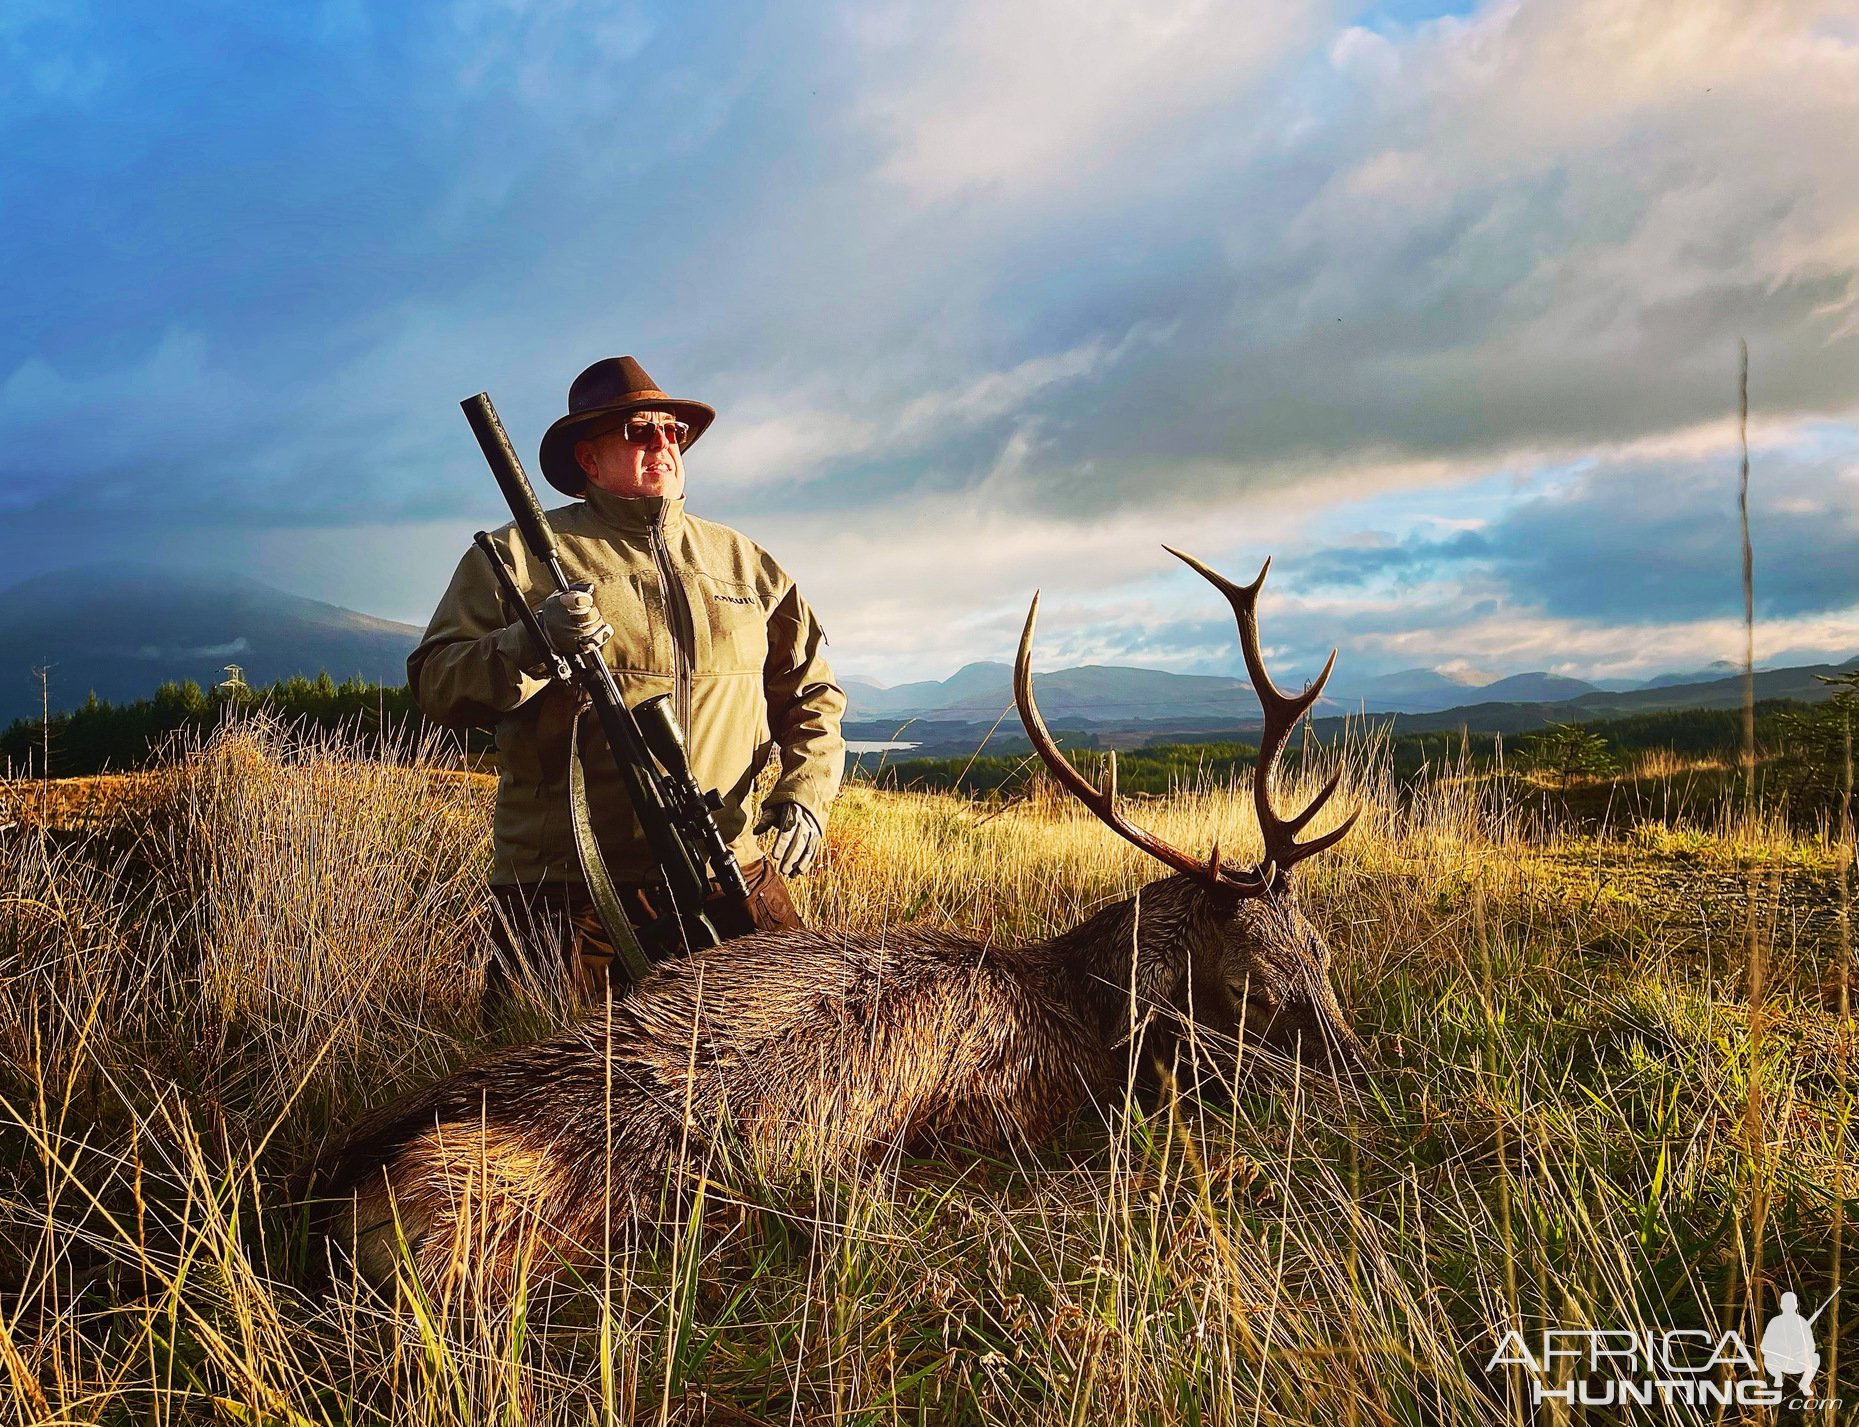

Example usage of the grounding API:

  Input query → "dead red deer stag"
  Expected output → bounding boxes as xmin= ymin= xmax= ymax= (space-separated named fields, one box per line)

xmin=303 ymin=548 xmax=1366 ymax=1293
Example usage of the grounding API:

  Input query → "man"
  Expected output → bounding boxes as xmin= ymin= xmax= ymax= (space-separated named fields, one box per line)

xmin=410 ymin=356 xmax=845 ymax=1008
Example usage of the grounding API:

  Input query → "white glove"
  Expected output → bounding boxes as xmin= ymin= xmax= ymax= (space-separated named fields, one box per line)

xmin=535 ymin=581 xmax=612 ymax=658
xmin=753 ymin=801 xmax=823 ymax=876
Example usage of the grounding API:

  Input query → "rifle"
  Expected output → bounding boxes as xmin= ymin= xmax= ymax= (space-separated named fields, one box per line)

xmin=460 ymin=392 xmax=756 ymax=976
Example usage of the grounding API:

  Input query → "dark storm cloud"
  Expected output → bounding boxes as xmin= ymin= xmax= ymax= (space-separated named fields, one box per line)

xmin=1491 ymin=454 xmax=1859 ymax=623
xmin=1298 ymin=529 xmax=1495 ymax=588
xmin=1298 ymin=446 xmax=1859 ymax=624
xmin=0 ymin=0 xmax=808 ymax=536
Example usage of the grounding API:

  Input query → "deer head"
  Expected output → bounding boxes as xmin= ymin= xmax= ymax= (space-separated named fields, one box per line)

xmin=1015 ymin=548 xmax=1368 ymax=1074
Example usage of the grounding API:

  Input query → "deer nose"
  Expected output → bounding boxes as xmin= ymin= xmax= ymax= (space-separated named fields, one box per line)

xmin=1307 ymin=981 xmax=1372 ymax=1078
xmin=1322 ymin=1020 xmax=1373 ymax=1080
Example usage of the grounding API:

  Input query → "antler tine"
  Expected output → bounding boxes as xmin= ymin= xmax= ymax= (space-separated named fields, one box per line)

xmin=1282 ymin=768 xmax=1343 ymax=836
xmin=1163 ymin=546 xmax=1360 ymax=879
xmin=1162 ymin=545 xmax=1268 ymax=602
xmin=1299 ymin=647 xmax=1340 ymax=714
xmin=1014 ymin=595 xmax=1109 ymax=813
xmin=1283 ymin=806 xmax=1361 ymax=862
xmin=1014 ymin=595 xmax=1218 ymax=884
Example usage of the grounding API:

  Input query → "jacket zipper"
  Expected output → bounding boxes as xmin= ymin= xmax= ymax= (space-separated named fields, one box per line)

xmin=648 ymin=512 xmax=695 ymax=739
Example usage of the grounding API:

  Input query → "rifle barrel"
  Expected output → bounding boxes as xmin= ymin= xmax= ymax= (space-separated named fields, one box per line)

xmin=1804 ymin=1289 xmax=1838 ymax=1327
xmin=473 ymin=531 xmax=571 ymax=682
xmin=462 ymin=394 xmax=566 ymax=580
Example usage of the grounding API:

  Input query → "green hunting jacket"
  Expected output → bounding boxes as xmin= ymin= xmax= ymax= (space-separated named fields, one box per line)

xmin=408 ymin=486 xmax=845 ymax=887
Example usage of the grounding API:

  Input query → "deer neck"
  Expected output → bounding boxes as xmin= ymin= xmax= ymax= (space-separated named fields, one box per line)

xmin=1036 ymin=882 xmax=1198 ymax=1046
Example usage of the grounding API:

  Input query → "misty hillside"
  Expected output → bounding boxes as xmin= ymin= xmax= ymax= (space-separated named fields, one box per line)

xmin=1308 ymin=655 xmax=1859 ymax=738
xmin=843 ymin=661 xmax=1353 ymax=726
xmin=1328 ymin=667 xmax=1483 ymax=710
xmin=0 ymin=566 xmax=423 ymax=724
xmin=1335 ymin=668 xmax=1605 ymax=710
xmin=845 ymin=652 xmax=1857 ymax=726
xmin=1643 ymin=660 xmax=1740 ymax=689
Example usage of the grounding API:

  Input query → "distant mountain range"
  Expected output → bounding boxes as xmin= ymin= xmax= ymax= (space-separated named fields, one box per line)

xmin=841 ymin=662 xmax=1344 ymax=725
xmin=4 ymin=565 xmax=1852 ymax=740
xmin=1324 ymin=666 xmax=1609 ymax=711
xmin=842 ymin=655 xmax=1856 ymax=725
xmin=1311 ymin=656 xmax=1859 ymax=738
xmin=0 ymin=565 xmax=423 ymax=724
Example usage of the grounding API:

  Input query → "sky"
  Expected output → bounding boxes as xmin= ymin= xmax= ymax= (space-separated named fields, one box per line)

xmin=1 ymin=0 xmax=1855 ymax=689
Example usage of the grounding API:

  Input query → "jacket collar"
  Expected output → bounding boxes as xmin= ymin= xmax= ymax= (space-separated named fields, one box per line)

xmin=581 ymin=484 xmax=686 ymax=539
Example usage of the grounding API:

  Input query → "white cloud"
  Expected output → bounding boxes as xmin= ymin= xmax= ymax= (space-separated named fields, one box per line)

xmin=735 ymin=418 xmax=1859 ymax=687
xmin=1350 ymin=604 xmax=1859 ymax=683
xmin=894 ymin=339 xmax=1117 ymax=434
xmin=694 ymin=334 xmax=1132 ymax=489
xmin=1309 ymin=0 xmax=1859 ymax=324
xmin=855 ymin=0 xmax=1329 ymax=203
xmin=739 ymin=471 xmax=1400 ymax=684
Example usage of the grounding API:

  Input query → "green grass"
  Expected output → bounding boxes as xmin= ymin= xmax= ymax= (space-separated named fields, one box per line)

xmin=867 ymin=699 xmax=1857 ymax=837
xmin=0 ymin=716 xmax=1853 ymax=1424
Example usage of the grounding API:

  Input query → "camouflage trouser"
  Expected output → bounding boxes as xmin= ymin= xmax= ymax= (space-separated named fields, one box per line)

xmin=483 ymin=859 xmax=801 ymax=1016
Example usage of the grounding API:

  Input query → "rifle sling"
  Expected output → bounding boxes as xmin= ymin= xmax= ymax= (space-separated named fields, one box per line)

xmin=569 ymin=705 xmax=655 ymax=985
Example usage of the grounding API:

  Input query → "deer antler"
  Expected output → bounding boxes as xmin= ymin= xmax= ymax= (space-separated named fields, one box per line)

xmin=1163 ymin=547 xmax=1360 ymax=877
xmin=1012 ymin=552 xmax=1358 ymax=897
xmin=1015 ymin=593 xmax=1273 ymax=897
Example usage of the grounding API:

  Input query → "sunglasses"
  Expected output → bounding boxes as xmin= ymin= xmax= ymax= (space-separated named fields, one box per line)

xmin=589 ymin=414 xmax=691 ymax=446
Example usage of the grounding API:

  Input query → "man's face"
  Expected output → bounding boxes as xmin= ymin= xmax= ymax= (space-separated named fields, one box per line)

xmin=573 ymin=409 xmax=686 ymax=499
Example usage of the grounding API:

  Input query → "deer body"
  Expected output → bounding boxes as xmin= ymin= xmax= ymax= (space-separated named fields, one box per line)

xmin=310 ymin=551 xmax=1368 ymax=1293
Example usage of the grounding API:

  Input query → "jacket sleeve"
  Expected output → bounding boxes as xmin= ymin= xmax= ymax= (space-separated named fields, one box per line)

xmin=406 ymin=540 xmax=551 ymax=729
xmin=762 ymin=573 xmax=846 ymax=826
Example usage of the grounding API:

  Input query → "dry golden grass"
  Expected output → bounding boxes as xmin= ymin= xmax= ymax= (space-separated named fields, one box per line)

xmin=0 ymin=716 xmax=1852 ymax=1424
xmin=1626 ymin=747 xmax=1734 ymax=780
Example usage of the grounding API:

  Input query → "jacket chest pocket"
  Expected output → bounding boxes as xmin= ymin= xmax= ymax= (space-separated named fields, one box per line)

xmin=690 ymin=573 xmax=767 ymax=674
xmin=596 ymin=572 xmax=673 ymax=676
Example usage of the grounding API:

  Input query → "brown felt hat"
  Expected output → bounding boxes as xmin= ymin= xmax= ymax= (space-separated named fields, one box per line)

xmin=538 ymin=355 xmax=717 ymax=496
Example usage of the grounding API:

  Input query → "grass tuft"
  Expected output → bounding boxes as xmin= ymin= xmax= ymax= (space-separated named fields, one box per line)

xmin=0 ymin=716 xmax=1852 ymax=1423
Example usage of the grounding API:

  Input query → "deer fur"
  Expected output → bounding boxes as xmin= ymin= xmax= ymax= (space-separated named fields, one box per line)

xmin=305 ymin=872 xmax=1361 ymax=1292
